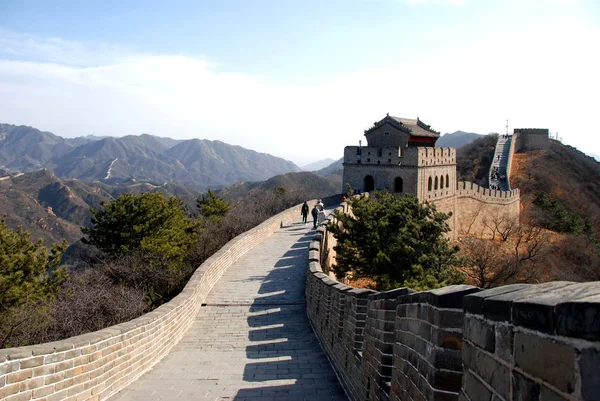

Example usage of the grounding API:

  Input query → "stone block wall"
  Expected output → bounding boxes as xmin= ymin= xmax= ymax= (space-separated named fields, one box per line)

xmin=0 ymin=202 xmax=310 ymax=401
xmin=514 ymin=129 xmax=550 ymax=152
xmin=307 ymin=208 xmax=600 ymax=401
xmin=461 ymin=282 xmax=600 ymax=401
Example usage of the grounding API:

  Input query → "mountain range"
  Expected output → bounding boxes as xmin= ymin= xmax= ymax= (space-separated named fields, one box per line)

xmin=0 ymin=123 xmax=301 ymax=190
xmin=436 ymin=131 xmax=484 ymax=148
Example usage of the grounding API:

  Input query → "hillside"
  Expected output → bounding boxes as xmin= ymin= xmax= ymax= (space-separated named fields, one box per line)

xmin=0 ymin=169 xmax=202 ymax=245
xmin=455 ymin=134 xmax=497 ymax=186
xmin=0 ymin=123 xmax=301 ymax=190
xmin=506 ymin=140 xmax=600 ymax=282
xmin=0 ymin=168 xmax=340 ymax=246
xmin=301 ymin=158 xmax=337 ymax=171
xmin=315 ymin=157 xmax=344 ymax=176
xmin=436 ymin=130 xmax=483 ymax=148
xmin=218 ymin=171 xmax=341 ymax=202
xmin=512 ymin=140 xmax=600 ymax=231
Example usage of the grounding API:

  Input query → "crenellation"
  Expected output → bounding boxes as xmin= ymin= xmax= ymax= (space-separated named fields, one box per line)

xmin=305 ymin=209 xmax=600 ymax=401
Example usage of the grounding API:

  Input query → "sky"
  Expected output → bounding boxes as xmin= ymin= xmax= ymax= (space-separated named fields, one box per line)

xmin=1 ymin=0 xmax=599 ymax=165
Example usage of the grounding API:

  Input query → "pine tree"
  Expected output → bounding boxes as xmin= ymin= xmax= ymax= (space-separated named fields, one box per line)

xmin=0 ymin=218 xmax=67 ymax=347
xmin=196 ymin=190 xmax=231 ymax=222
xmin=82 ymin=193 xmax=197 ymax=262
xmin=327 ymin=191 xmax=464 ymax=291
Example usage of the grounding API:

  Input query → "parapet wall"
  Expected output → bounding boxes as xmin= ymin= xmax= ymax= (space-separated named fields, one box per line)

xmin=0 ymin=203 xmax=308 ymax=401
xmin=514 ymin=128 xmax=549 ymax=152
xmin=454 ymin=181 xmax=520 ymax=237
xmin=307 ymin=205 xmax=600 ymax=401
xmin=455 ymin=181 xmax=519 ymax=203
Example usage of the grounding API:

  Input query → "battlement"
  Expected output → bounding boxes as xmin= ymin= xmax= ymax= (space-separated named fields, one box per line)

xmin=411 ymin=146 xmax=456 ymax=166
xmin=343 ymin=146 xmax=402 ymax=165
xmin=343 ymin=146 xmax=456 ymax=167
xmin=456 ymin=181 xmax=520 ymax=203
xmin=514 ymin=128 xmax=549 ymax=135
xmin=308 ymin=206 xmax=600 ymax=401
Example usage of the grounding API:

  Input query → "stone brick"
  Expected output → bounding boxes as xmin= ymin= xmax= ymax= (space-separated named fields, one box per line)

xmin=540 ymin=385 xmax=569 ymax=401
xmin=483 ymin=282 xmax=574 ymax=323
xmin=580 ymin=347 xmax=600 ymax=401
xmin=464 ymin=315 xmax=495 ymax=352
xmin=512 ymin=282 xmax=600 ymax=334
xmin=514 ymin=332 xmax=576 ymax=394
xmin=20 ymin=356 xmax=44 ymax=369
xmin=512 ymin=371 xmax=540 ymax=401
xmin=494 ymin=323 xmax=513 ymax=364
xmin=555 ymin=293 xmax=600 ymax=341
xmin=462 ymin=370 xmax=493 ymax=401
xmin=463 ymin=285 xmax=531 ymax=315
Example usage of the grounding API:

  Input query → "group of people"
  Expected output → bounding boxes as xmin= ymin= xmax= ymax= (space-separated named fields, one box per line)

xmin=301 ymin=199 xmax=325 ymax=229
xmin=490 ymin=166 xmax=506 ymax=190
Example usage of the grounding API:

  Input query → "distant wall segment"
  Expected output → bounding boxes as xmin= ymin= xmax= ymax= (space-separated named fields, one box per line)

xmin=0 ymin=203 xmax=309 ymax=401
xmin=307 ymin=204 xmax=600 ymax=401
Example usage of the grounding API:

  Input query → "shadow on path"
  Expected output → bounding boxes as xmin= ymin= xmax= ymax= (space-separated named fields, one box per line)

xmin=233 ymin=226 xmax=346 ymax=401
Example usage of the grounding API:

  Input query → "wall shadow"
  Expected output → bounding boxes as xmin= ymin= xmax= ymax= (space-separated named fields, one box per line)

xmin=233 ymin=225 xmax=347 ymax=401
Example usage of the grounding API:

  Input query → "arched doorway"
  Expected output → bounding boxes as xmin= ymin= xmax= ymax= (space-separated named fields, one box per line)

xmin=394 ymin=177 xmax=403 ymax=193
xmin=364 ymin=175 xmax=375 ymax=192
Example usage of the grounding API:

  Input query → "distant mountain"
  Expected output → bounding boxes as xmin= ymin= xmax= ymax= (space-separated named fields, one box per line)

xmin=218 ymin=171 xmax=341 ymax=202
xmin=315 ymin=157 xmax=344 ymax=176
xmin=0 ymin=169 xmax=200 ymax=245
xmin=301 ymin=158 xmax=337 ymax=171
xmin=590 ymin=153 xmax=600 ymax=162
xmin=0 ymin=124 xmax=301 ymax=190
xmin=436 ymin=131 xmax=483 ymax=148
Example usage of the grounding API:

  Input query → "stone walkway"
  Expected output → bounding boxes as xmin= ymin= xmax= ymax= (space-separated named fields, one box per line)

xmin=109 ymin=221 xmax=347 ymax=401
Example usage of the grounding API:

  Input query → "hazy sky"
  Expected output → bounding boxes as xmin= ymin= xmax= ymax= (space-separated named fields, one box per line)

xmin=1 ymin=0 xmax=599 ymax=165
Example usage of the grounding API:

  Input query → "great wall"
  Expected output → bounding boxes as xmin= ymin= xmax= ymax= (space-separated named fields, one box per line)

xmin=1 ymin=117 xmax=597 ymax=401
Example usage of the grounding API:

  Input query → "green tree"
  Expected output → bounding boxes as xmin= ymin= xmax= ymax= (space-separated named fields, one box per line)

xmin=533 ymin=192 xmax=585 ymax=234
xmin=82 ymin=193 xmax=197 ymax=262
xmin=197 ymin=190 xmax=231 ymax=221
xmin=0 ymin=218 xmax=67 ymax=347
xmin=327 ymin=191 xmax=464 ymax=291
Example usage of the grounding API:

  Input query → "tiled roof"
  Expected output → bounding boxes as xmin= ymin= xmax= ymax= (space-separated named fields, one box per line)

xmin=364 ymin=114 xmax=440 ymax=138
xmin=391 ymin=117 xmax=440 ymax=138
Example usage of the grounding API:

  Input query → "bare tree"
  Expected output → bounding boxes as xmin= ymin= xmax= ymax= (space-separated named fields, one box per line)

xmin=461 ymin=225 xmax=547 ymax=288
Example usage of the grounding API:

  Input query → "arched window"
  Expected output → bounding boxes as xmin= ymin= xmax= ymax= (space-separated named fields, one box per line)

xmin=440 ymin=175 xmax=444 ymax=189
xmin=364 ymin=175 xmax=375 ymax=192
xmin=428 ymin=177 xmax=432 ymax=191
xmin=394 ymin=177 xmax=403 ymax=193
xmin=446 ymin=174 xmax=450 ymax=188
xmin=434 ymin=176 xmax=439 ymax=190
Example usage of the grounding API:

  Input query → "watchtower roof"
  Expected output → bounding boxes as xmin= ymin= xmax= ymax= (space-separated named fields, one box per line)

xmin=364 ymin=114 xmax=440 ymax=138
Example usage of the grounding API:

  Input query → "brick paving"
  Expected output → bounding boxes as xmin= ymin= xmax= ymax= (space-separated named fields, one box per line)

xmin=109 ymin=221 xmax=347 ymax=401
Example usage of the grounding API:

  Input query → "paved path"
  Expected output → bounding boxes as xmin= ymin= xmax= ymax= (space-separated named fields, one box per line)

xmin=109 ymin=221 xmax=347 ymax=401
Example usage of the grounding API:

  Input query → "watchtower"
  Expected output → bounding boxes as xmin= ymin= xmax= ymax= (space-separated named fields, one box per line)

xmin=513 ymin=128 xmax=549 ymax=152
xmin=342 ymin=114 xmax=456 ymax=203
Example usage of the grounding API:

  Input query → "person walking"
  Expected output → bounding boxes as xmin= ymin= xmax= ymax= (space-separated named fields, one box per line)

xmin=311 ymin=205 xmax=319 ymax=229
xmin=301 ymin=201 xmax=309 ymax=224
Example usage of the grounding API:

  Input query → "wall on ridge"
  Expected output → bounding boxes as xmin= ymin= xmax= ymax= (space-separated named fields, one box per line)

xmin=0 ymin=203 xmax=309 ymax=401
xmin=307 ymin=205 xmax=600 ymax=401
xmin=453 ymin=181 xmax=520 ymax=238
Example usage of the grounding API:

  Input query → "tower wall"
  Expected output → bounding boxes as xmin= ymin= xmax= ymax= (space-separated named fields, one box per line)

xmin=514 ymin=128 xmax=549 ymax=152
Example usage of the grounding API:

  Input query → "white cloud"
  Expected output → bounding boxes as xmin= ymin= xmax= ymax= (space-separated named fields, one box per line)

xmin=0 ymin=18 xmax=599 ymax=165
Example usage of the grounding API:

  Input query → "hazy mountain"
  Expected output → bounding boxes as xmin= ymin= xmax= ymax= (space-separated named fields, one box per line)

xmin=301 ymin=158 xmax=337 ymax=171
xmin=0 ymin=123 xmax=74 ymax=170
xmin=0 ymin=168 xmax=200 ymax=245
xmin=590 ymin=153 xmax=600 ymax=161
xmin=218 ymin=171 xmax=341 ymax=201
xmin=436 ymin=131 xmax=483 ymax=148
xmin=315 ymin=157 xmax=344 ymax=176
xmin=0 ymin=124 xmax=301 ymax=190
